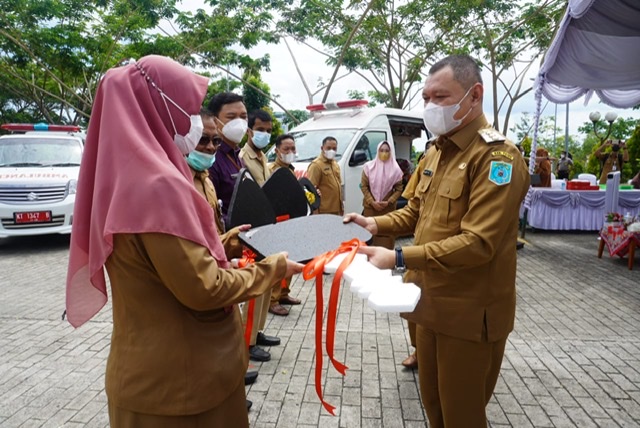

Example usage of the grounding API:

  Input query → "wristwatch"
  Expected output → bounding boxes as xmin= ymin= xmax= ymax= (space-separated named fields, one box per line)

xmin=393 ymin=246 xmax=406 ymax=276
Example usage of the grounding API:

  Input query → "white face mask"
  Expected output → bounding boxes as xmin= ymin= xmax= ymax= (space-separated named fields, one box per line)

xmin=422 ymin=87 xmax=473 ymax=136
xmin=220 ymin=118 xmax=248 ymax=144
xmin=324 ymin=149 xmax=337 ymax=160
xmin=159 ymin=92 xmax=203 ymax=155
xmin=280 ymin=152 xmax=296 ymax=164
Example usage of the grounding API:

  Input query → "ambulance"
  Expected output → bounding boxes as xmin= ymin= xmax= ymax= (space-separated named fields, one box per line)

xmin=269 ymin=100 xmax=428 ymax=214
xmin=0 ymin=123 xmax=84 ymax=237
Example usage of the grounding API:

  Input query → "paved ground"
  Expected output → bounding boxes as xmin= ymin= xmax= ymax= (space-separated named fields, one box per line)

xmin=0 ymin=231 xmax=639 ymax=427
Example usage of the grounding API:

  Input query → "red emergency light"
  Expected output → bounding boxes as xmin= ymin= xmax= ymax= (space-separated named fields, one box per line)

xmin=1 ymin=123 xmax=81 ymax=132
xmin=305 ymin=100 xmax=369 ymax=112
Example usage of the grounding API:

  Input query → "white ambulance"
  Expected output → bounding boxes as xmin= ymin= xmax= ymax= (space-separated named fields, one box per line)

xmin=270 ymin=100 xmax=428 ymax=214
xmin=0 ymin=123 xmax=84 ymax=237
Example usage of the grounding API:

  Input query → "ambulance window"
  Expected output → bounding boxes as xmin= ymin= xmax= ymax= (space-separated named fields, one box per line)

xmin=358 ymin=131 xmax=386 ymax=161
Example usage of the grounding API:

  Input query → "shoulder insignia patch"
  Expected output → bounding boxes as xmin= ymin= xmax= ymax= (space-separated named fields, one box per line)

xmin=491 ymin=150 xmax=514 ymax=161
xmin=488 ymin=161 xmax=512 ymax=186
xmin=479 ymin=128 xmax=506 ymax=144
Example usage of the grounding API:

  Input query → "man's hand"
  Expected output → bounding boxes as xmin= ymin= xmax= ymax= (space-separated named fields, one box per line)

xmin=343 ymin=212 xmax=378 ymax=235
xmin=358 ymin=246 xmax=395 ymax=270
xmin=279 ymin=252 xmax=304 ymax=277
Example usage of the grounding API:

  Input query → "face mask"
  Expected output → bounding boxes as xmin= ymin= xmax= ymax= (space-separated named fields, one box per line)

xmin=219 ymin=118 xmax=248 ymax=144
xmin=252 ymin=131 xmax=270 ymax=149
xmin=186 ymin=150 xmax=215 ymax=171
xmin=422 ymin=86 xmax=473 ymax=136
xmin=158 ymin=91 xmax=203 ymax=155
xmin=280 ymin=152 xmax=296 ymax=164
xmin=324 ymin=149 xmax=337 ymax=160
xmin=379 ymin=152 xmax=390 ymax=161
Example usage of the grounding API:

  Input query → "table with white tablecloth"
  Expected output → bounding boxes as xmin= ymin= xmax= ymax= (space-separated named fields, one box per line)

xmin=524 ymin=188 xmax=640 ymax=231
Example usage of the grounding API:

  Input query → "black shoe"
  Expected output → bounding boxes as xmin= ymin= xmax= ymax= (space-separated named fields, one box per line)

xmin=249 ymin=346 xmax=271 ymax=362
xmin=244 ymin=369 xmax=258 ymax=385
xmin=246 ymin=399 xmax=252 ymax=411
xmin=256 ymin=332 xmax=281 ymax=347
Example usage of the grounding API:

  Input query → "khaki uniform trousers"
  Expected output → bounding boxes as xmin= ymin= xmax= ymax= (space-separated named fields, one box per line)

xmin=416 ymin=325 xmax=507 ymax=428
xmin=241 ymin=289 xmax=271 ymax=346
xmin=108 ymin=378 xmax=248 ymax=428
xmin=270 ymin=276 xmax=292 ymax=305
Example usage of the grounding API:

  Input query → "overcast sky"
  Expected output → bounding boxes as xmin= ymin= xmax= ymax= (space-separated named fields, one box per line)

xmin=172 ymin=1 xmax=640 ymax=143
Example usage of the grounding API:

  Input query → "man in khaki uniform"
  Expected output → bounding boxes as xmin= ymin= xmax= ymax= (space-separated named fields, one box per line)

xmin=307 ymin=136 xmax=343 ymax=215
xmin=345 ymin=54 xmax=529 ymax=428
xmin=267 ymin=134 xmax=303 ymax=314
xmin=238 ymin=110 xmax=282 ymax=361
xmin=595 ymin=139 xmax=629 ymax=184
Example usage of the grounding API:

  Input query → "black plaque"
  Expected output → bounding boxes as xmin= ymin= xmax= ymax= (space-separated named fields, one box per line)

xmin=239 ymin=214 xmax=372 ymax=263
xmin=262 ymin=168 xmax=309 ymax=219
xmin=226 ymin=168 xmax=276 ymax=229
xmin=298 ymin=177 xmax=321 ymax=211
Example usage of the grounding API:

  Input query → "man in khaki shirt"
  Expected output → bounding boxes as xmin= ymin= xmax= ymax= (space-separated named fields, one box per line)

xmin=238 ymin=110 xmax=282 ymax=361
xmin=345 ymin=54 xmax=529 ymax=428
xmin=307 ymin=136 xmax=343 ymax=215
xmin=267 ymin=134 xmax=303 ymax=314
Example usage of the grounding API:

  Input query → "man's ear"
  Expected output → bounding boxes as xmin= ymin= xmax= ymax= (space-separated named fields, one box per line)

xmin=471 ymin=84 xmax=483 ymax=105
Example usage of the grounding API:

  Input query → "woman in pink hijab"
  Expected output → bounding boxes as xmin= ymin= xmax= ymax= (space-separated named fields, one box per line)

xmin=360 ymin=140 xmax=404 ymax=249
xmin=66 ymin=55 xmax=301 ymax=427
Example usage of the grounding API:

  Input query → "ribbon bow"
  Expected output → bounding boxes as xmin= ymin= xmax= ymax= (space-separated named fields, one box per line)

xmin=302 ymin=238 xmax=366 ymax=415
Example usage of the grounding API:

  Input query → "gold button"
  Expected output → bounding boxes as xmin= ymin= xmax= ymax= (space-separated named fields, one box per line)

xmin=440 ymin=160 xmax=445 ymax=166
xmin=431 ymin=189 xmax=436 ymax=193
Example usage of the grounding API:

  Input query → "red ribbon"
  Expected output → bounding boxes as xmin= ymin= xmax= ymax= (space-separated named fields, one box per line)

xmin=302 ymin=238 xmax=366 ymax=415
xmin=238 ymin=249 xmax=257 ymax=348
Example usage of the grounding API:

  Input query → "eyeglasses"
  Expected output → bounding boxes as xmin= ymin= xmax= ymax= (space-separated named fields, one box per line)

xmin=198 ymin=135 xmax=222 ymax=146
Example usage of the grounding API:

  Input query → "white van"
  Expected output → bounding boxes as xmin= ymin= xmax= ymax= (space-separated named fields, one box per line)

xmin=270 ymin=101 xmax=428 ymax=214
xmin=0 ymin=124 xmax=84 ymax=237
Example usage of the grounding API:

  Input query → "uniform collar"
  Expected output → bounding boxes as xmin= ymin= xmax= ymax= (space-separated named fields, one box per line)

xmin=242 ymin=144 xmax=262 ymax=160
xmin=189 ymin=165 xmax=209 ymax=180
xmin=436 ymin=114 xmax=489 ymax=152
xmin=274 ymin=157 xmax=295 ymax=171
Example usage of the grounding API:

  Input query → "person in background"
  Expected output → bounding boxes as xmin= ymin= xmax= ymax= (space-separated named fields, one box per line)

xmin=344 ymin=54 xmax=529 ymax=427
xmin=307 ymin=136 xmax=343 ymax=215
xmin=238 ymin=109 xmax=282 ymax=358
xmin=65 ymin=55 xmax=303 ymax=428
xmin=595 ymin=139 xmax=629 ymax=184
xmin=207 ymin=92 xmax=248 ymax=224
xmin=268 ymin=133 xmax=303 ymax=315
xmin=556 ymin=151 xmax=573 ymax=180
xmin=360 ymin=140 xmax=404 ymax=249
xmin=533 ymin=147 xmax=551 ymax=187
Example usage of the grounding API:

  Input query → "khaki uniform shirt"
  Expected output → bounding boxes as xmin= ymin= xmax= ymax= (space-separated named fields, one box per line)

xmin=239 ymin=145 xmax=270 ymax=186
xmin=595 ymin=149 xmax=629 ymax=184
xmin=105 ymin=233 xmax=286 ymax=415
xmin=269 ymin=158 xmax=296 ymax=176
xmin=307 ymin=155 xmax=343 ymax=215
xmin=375 ymin=115 xmax=529 ymax=343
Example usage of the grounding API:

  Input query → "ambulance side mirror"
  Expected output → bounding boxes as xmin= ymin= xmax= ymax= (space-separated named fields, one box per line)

xmin=349 ymin=149 xmax=368 ymax=166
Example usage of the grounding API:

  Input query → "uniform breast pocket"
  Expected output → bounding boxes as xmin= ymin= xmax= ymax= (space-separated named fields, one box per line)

xmin=435 ymin=179 xmax=465 ymax=226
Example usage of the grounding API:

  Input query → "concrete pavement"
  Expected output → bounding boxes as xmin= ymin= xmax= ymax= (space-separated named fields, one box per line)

xmin=0 ymin=231 xmax=639 ymax=427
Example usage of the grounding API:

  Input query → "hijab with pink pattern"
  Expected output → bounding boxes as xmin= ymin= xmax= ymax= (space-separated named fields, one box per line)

xmin=66 ymin=55 xmax=229 ymax=328
xmin=363 ymin=141 xmax=404 ymax=202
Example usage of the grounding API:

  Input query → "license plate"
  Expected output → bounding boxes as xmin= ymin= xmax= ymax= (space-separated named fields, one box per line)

xmin=14 ymin=211 xmax=52 ymax=224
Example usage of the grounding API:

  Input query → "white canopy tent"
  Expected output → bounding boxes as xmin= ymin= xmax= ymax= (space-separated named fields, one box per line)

xmin=530 ymin=0 xmax=640 ymax=172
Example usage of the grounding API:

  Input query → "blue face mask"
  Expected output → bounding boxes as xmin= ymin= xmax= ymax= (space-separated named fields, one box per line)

xmin=186 ymin=150 xmax=215 ymax=171
xmin=252 ymin=131 xmax=271 ymax=149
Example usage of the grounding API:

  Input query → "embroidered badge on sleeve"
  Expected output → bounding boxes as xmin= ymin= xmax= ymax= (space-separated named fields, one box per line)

xmin=488 ymin=161 xmax=512 ymax=186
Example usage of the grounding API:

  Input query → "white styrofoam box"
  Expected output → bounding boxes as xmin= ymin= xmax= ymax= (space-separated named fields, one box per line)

xmin=356 ymin=276 xmax=403 ymax=299
xmin=367 ymin=283 xmax=421 ymax=313
xmin=324 ymin=252 xmax=368 ymax=274
xmin=342 ymin=260 xmax=388 ymax=284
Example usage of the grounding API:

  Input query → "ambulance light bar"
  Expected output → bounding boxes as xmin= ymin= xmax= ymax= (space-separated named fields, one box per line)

xmin=305 ymin=100 xmax=369 ymax=112
xmin=1 ymin=123 xmax=81 ymax=132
